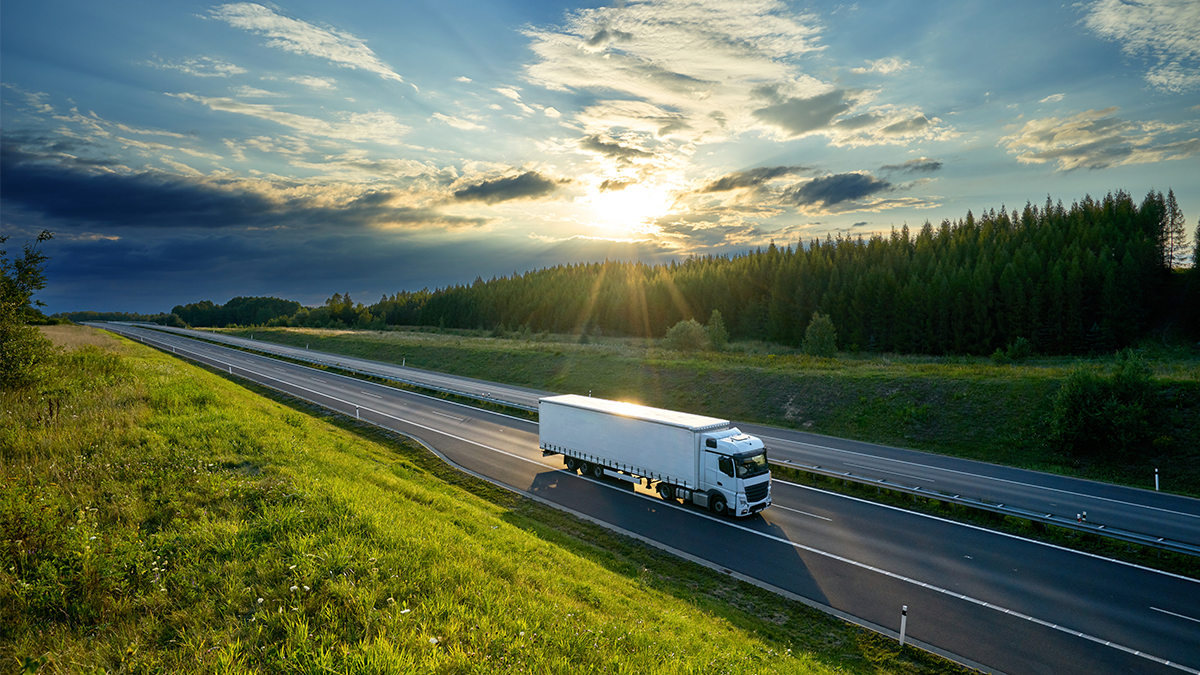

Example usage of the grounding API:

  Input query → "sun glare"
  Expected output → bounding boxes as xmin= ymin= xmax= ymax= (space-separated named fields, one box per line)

xmin=581 ymin=183 xmax=677 ymax=234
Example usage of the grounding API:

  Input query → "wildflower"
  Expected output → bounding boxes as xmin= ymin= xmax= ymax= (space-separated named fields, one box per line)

xmin=429 ymin=637 xmax=439 ymax=645
xmin=401 ymin=609 xmax=411 ymax=615
xmin=257 ymin=598 xmax=264 ymax=605
xmin=290 ymin=586 xmax=299 ymax=593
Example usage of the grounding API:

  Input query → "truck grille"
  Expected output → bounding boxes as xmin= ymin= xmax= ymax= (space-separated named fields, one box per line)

xmin=745 ymin=481 xmax=769 ymax=503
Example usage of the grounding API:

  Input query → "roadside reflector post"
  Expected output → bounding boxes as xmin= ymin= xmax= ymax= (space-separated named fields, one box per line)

xmin=899 ymin=605 xmax=908 ymax=646
xmin=229 ymin=365 xmax=232 ymax=374
xmin=1156 ymin=468 xmax=1159 ymax=491
xmin=402 ymin=358 xmax=405 ymax=367
xmin=356 ymin=405 xmax=360 ymax=420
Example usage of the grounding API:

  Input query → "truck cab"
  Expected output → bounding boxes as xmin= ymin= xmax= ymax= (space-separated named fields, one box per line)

xmin=700 ymin=429 xmax=772 ymax=516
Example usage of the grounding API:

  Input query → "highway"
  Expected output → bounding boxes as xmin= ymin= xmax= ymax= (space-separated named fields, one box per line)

xmin=96 ymin=322 xmax=1200 ymax=675
xmin=121 ymin=323 xmax=1200 ymax=552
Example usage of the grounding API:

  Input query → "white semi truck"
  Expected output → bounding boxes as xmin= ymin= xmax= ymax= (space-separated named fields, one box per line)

xmin=538 ymin=394 xmax=771 ymax=517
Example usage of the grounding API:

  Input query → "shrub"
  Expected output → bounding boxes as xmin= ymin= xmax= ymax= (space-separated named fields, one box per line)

xmin=663 ymin=319 xmax=710 ymax=351
xmin=802 ymin=313 xmax=837 ymax=357
xmin=1048 ymin=349 xmax=1153 ymax=458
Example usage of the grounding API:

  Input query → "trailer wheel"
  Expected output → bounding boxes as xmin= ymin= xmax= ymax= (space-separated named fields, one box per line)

xmin=591 ymin=463 xmax=606 ymax=479
xmin=656 ymin=482 xmax=675 ymax=502
xmin=578 ymin=461 xmax=590 ymax=476
xmin=564 ymin=457 xmax=578 ymax=473
xmin=710 ymin=495 xmax=728 ymax=516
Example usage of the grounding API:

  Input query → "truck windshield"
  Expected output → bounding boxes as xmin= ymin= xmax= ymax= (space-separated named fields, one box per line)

xmin=735 ymin=452 xmax=769 ymax=478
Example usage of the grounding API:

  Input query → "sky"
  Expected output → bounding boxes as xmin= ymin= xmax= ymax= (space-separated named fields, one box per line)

xmin=3 ymin=0 xmax=1199 ymax=315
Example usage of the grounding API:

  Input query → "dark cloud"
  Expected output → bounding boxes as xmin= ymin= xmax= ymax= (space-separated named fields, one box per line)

xmin=752 ymin=90 xmax=854 ymax=136
xmin=881 ymin=158 xmax=943 ymax=174
xmin=452 ymin=171 xmax=563 ymax=204
xmin=788 ymin=173 xmax=893 ymax=207
xmin=580 ymin=135 xmax=654 ymax=160
xmin=586 ymin=27 xmax=634 ymax=48
xmin=2 ymin=140 xmax=485 ymax=231
xmin=700 ymin=165 xmax=812 ymax=193
xmin=599 ymin=179 xmax=634 ymax=191
xmin=881 ymin=115 xmax=930 ymax=136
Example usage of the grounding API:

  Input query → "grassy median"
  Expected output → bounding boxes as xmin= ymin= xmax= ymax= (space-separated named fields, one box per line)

xmin=1 ymin=326 xmax=970 ymax=674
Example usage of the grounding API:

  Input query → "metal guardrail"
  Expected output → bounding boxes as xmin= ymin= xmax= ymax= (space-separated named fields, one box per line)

xmin=772 ymin=458 xmax=1200 ymax=558
xmin=111 ymin=323 xmax=539 ymax=413
xmin=102 ymin=323 xmax=1198 ymax=558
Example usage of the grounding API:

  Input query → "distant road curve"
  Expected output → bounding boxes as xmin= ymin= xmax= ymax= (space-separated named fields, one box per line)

xmin=111 ymin=322 xmax=1200 ymax=550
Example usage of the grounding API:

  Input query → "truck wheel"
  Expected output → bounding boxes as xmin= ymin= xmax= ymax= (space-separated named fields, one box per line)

xmin=710 ymin=495 xmax=728 ymax=516
xmin=657 ymin=483 xmax=674 ymax=501
xmin=578 ymin=461 xmax=590 ymax=476
xmin=591 ymin=463 xmax=605 ymax=478
xmin=565 ymin=457 xmax=578 ymax=473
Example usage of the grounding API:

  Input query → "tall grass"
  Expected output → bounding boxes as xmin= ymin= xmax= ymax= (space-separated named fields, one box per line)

xmin=1 ymin=331 xmax=969 ymax=674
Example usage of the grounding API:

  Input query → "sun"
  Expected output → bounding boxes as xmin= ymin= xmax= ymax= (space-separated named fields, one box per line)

xmin=580 ymin=182 xmax=677 ymax=235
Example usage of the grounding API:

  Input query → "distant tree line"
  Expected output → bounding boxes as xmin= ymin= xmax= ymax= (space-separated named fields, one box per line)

xmin=319 ymin=189 xmax=1189 ymax=356
xmin=152 ymin=188 xmax=1196 ymax=356
xmin=171 ymin=296 xmax=302 ymax=328
xmin=53 ymin=310 xmax=186 ymax=326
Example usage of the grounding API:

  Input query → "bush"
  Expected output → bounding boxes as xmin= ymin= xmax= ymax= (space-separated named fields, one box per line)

xmin=802 ymin=313 xmax=837 ymax=357
xmin=1049 ymin=349 xmax=1153 ymax=458
xmin=663 ymin=319 xmax=710 ymax=351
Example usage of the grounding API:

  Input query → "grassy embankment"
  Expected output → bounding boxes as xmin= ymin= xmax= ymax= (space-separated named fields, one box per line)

xmin=2 ymin=325 xmax=968 ymax=674
xmin=225 ymin=326 xmax=1200 ymax=497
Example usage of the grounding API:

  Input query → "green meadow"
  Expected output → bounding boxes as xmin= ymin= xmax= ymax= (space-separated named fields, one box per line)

xmin=225 ymin=326 xmax=1200 ymax=496
xmin=1 ymin=326 xmax=970 ymax=674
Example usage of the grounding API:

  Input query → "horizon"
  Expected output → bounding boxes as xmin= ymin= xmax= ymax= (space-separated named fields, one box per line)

xmin=3 ymin=0 xmax=1199 ymax=315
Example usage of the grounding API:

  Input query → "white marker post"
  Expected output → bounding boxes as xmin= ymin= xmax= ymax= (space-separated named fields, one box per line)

xmin=1156 ymin=468 xmax=1160 ymax=491
xmin=899 ymin=605 xmax=908 ymax=646
xmin=356 ymin=405 xmax=360 ymax=420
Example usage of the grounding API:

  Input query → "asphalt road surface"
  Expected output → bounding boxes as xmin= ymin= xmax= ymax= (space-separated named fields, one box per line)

xmin=121 ymin=323 xmax=1200 ymax=551
xmin=95 ymin=323 xmax=1200 ymax=675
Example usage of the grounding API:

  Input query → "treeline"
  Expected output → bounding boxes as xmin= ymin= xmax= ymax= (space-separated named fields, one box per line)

xmin=52 ymin=310 xmax=185 ymax=327
xmin=172 ymin=296 xmax=302 ymax=328
xmin=172 ymin=189 xmax=1194 ymax=356
xmin=309 ymin=189 xmax=1186 ymax=356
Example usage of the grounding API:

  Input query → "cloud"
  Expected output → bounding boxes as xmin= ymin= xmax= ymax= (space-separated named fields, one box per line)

xmin=169 ymin=93 xmax=410 ymax=144
xmin=289 ymin=76 xmax=337 ymax=90
xmin=700 ymin=165 xmax=811 ymax=192
xmin=1082 ymin=0 xmax=1200 ymax=92
xmin=432 ymin=112 xmax=485 ymax=131
xmin=1000 ymin=107 xmax=1200 ymax=170
xmin=880 ymin=157 xmax=942 ymax=174
xmin=753 ymin=90 xmax=856 ymax=137
xmin=1 ymin=140 xmax=485 ymax=234
xmin=599 ymin=179 xmax=633 ymax=192
xmin=209 ymin=3 xmax=411 ymax=87
xmin=145 ymin=56 xmax=247 ymax=77
xmin=850 ymin=57 xmax=910 ymax=75
xmin=788 ymin=172 xmax=893 ymax=208
xmin=1039 ymin=93 xmax=1065 ymax=103
xmin=452 ymin=171 xmax=565 ymax=204
xmin=580 ymin=135 xmax=654 ymax=161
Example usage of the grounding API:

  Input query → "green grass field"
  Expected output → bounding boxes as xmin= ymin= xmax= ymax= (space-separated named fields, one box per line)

xmin=1 ymin=327 xmax=971 ymax=674
xmin=225 ymin=326 xmax=1200 ymax=496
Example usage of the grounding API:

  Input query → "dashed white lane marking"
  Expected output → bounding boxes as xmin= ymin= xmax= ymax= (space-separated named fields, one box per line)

xmin=772 ymin=504 xmax=832 ymax=521
xmin=1151 ymin=607 xmax=1200 ymax=625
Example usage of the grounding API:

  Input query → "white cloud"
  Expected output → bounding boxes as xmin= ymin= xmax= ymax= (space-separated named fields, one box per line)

xmin=169 ymin=93 xmax=411 ymax=145
xmin=289 ymin=76 xmax=337 ymax=90
xmin=231 ymin=86 xmax=282 ymax=97
xmin=1039 ymin=93 xmax=1065 ymax=103
xmin=850 ymin=57 xmax=910 ymax=75
xmin=432 ymin=112 xmax=485 ymax=131
xmin=1000 ymin=107 xmax=1200 ymax=170
xmin=1082 ymin=0 xmax=1200 ymax=92
xmin=522 ymin=0 xmax=946 ymax=147
xmin=544 ymin=107 xmax=562 ymax=118
xmin=494 ymin=87 xmax=523 ymax=101
xmin=210 ymin=3 xmax=411 ymax=88
xmin=455 ymin=76 xmax=472 ymax=83
xmin=146 ymin=56 xmax=247 ymax=77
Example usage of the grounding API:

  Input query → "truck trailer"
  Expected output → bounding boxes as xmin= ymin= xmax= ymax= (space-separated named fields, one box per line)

xmin=539 ymin=394 xmax=771 ymax=517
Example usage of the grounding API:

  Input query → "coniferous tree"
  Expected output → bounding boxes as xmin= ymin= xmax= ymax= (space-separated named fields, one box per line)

xmin=1166 ymin=189 xmax=1188 ymax=269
